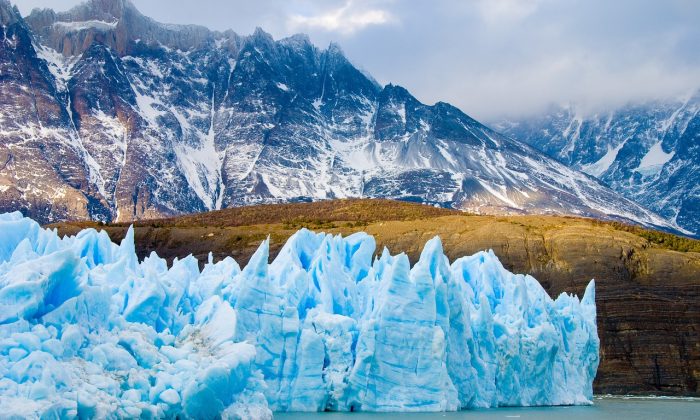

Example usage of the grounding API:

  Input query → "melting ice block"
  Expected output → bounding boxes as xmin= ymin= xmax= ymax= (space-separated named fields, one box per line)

xmin=0 ymin=213 xmax=599 ymax=417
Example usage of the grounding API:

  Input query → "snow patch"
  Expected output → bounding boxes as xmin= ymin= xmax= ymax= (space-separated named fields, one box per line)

xmin=478 ymin=180 xmax=522 ymax=209
xmin=53 ymin=20 xmax=118 ymax=33
xmin=581 ymin=142 xmax=624 ymax=177
xmin=397 ymin=103 xmax=406 ymax=124
xmin=635 ymin=142 xmax=674 ymax=177
xmin=133 ymin=91 xmax=166 ymax=126
xmin=34 ymin=46 xmax=76 ymax=93
xmin=174 ymin=88 xmax=223 ymax=210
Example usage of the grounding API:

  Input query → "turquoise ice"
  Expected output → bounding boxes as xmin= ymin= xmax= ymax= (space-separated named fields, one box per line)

xmin=0 ymin=212 xmax=599 ymax=417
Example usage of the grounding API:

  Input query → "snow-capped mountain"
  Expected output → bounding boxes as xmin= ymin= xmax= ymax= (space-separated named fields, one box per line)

xmin=494 ymin=92 xmax=700 ymax=237
xmin=0 ymin=0 xmax=681 ymax=234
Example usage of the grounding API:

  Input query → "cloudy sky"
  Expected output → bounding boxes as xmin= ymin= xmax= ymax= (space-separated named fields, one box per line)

xmin=15 ymin=0 xmax=700 ymax=120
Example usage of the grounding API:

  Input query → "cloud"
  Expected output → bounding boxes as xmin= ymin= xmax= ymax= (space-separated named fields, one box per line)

xmin=474 ymin=0 xmax=543 ymax=24
xmin=287 ymin=1 xmax=394 ymax=35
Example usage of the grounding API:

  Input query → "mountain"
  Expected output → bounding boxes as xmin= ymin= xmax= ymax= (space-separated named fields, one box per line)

xmin=0 ymin=0 xmax=680 ymax=234
xmin=494 ymin=92 xmax=700 ymax=237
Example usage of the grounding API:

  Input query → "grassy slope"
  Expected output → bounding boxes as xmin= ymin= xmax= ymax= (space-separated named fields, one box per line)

xmin=48 ymin=199 xmax=700 ymax=396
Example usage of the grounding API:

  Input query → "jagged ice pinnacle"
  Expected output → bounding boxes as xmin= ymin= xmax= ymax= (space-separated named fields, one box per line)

xmin=0 ymin=212 xmax=599 ymax=417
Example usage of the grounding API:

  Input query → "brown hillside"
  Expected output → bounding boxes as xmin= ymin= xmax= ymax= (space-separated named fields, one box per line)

xmin=48 ymin=199 xmax=700 ymax=396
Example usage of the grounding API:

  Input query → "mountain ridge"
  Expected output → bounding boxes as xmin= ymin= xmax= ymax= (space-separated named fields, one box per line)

xmin=495 ymin=91 xmax=700 ymax=237
xmin=0 ymin=0 xmax=685 ymax=236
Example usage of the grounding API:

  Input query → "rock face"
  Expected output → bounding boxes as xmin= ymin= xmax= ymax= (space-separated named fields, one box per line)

xmin=25 ymin=0 xmax=215 ymax=56
xmin=0 ymin=1 xmax=97 ymax=222
xmin=494 ymin=93 xmax=700 ymax=237
xmin=51 ymin=200 xmax=700 ymax=396
xmin=0 ymin=0 xmax=681 ymax=234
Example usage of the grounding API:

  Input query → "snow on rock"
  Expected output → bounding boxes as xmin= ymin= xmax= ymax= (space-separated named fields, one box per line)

xmin=0 ymin=213 xmax=599 ymax=417
xmin=53 ymin=20 xmax=119 ymax=33
xmin=635 ymin=141 xmax=675 ymax=177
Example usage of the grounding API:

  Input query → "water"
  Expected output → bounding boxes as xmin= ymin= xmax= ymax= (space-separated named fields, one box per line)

xmin=274 ymin=397 xmax=700 ymax=419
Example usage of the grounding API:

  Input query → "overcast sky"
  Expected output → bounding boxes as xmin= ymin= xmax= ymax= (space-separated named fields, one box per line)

xmin=15 ymin=0 xmax=700 ymax=120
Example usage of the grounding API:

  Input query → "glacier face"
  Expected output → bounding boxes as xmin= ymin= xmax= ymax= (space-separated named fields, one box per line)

xmin=0 ymin=212 xmax=599 ymax=417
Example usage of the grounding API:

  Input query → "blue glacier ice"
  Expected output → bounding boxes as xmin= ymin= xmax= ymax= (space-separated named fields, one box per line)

xmin=0 ymin=212 xmax=599 ymax=417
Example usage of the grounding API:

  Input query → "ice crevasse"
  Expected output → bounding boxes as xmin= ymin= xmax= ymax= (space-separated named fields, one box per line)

xmin=0 ymin=212 xmax=599 ymax=418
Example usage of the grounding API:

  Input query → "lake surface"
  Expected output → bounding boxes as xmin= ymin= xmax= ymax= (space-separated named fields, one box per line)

xmin=275 ymin=397 xmax=700 ymax=419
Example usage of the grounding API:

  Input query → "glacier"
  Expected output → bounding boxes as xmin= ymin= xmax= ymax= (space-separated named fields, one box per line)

xmin=0 ymin=212 xmax=599 ymax=418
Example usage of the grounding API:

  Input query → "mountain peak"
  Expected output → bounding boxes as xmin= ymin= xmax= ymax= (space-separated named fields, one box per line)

xmin=382 ymin=83 xmax=409 ymax=95
xmin=76 ymin=0 xmax=136 ymax=20
xmin=0 ymin=0 xmax=21 ymax=25
xmin=327 ymin=41 xmax=345 ymax=56
xmin=379 ymin=83 xmax=415 ymax=104
xmin=25 ymin=0 xmax=142 ymax=31
xmin=280 ymin=33 xmax=311 ymax=48
xmin=243 ymin=27 xmax=275 ymax=51
xmin=322 ymin=42 xmax=351 ymax=68
xmin=251 ymin=27 xmax=274 ymax=42
xmin=25 ymin=0 xmax=214 ymax=55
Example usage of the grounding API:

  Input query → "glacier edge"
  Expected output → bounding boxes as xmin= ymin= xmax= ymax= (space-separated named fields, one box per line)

xmin=0 ymin=212 xmax=599 ymax=418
